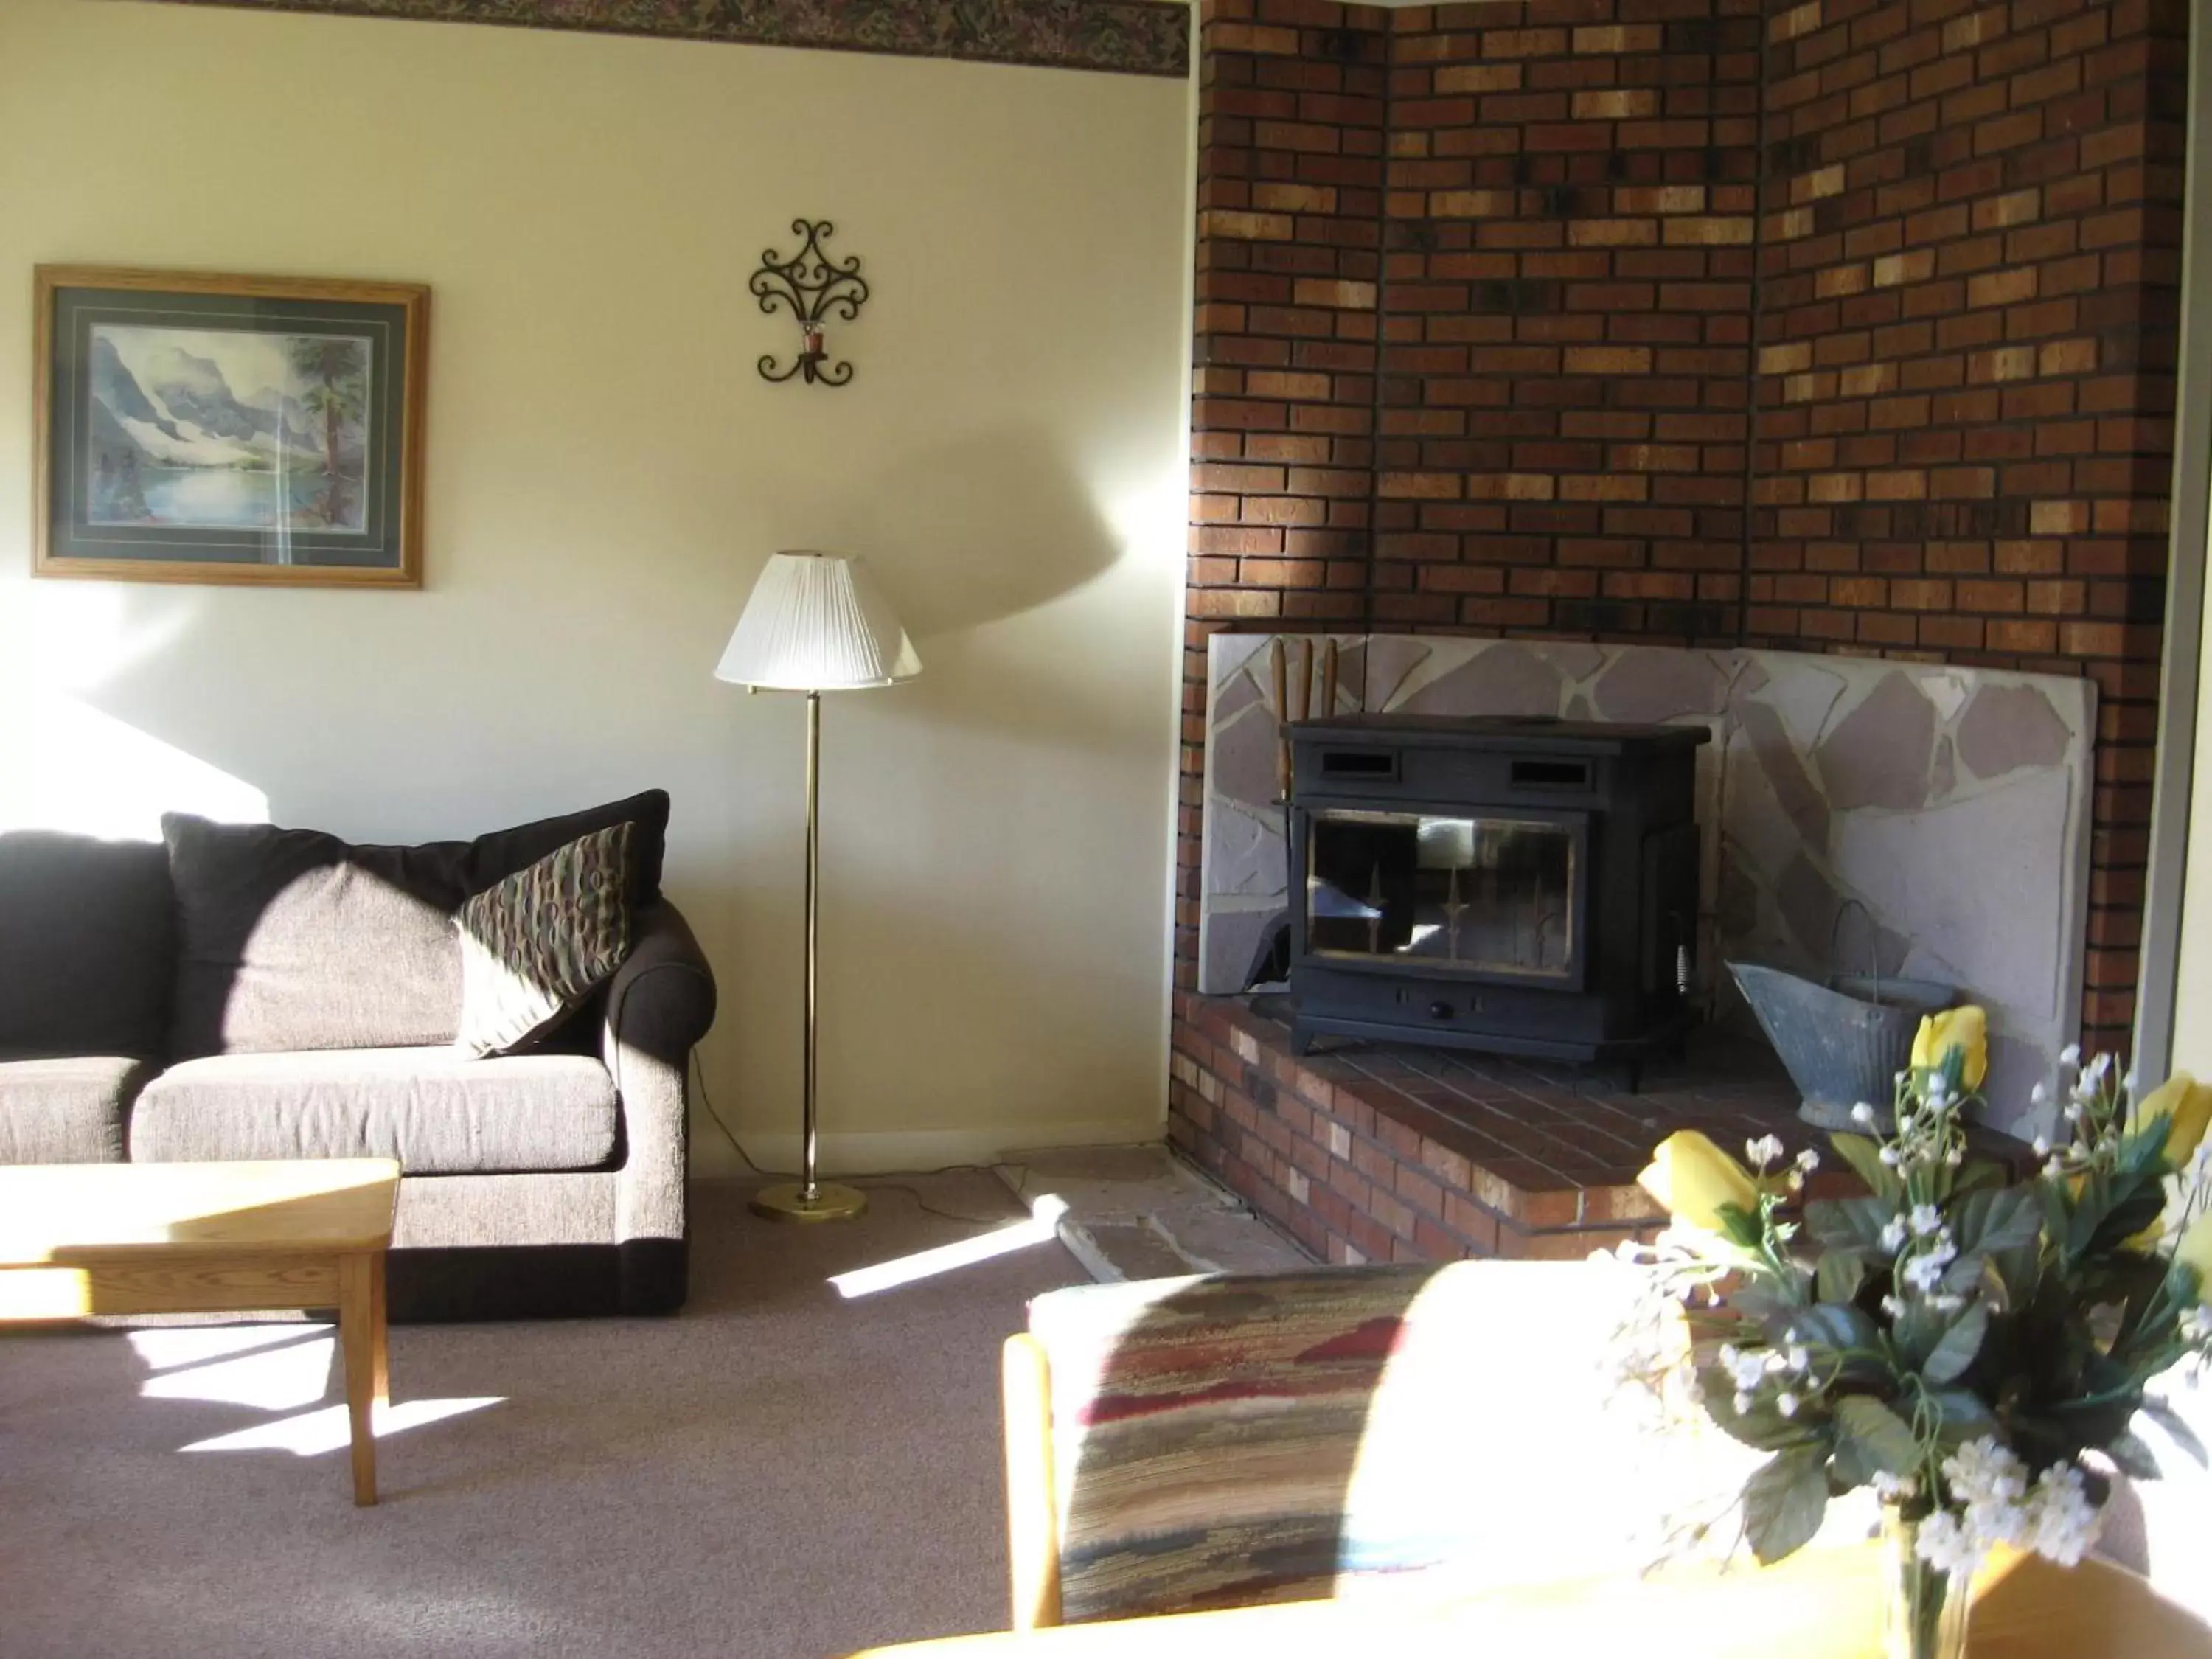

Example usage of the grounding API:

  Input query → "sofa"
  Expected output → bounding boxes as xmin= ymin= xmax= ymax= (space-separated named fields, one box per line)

xmin=0 ymin=789 xmax=716 ymax=1321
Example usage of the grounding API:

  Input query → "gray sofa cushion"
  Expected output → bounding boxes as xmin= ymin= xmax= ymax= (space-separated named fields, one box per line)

xmin=128 ymin=1048 xmax=619 ymax=1174
xmin=164 ymin=815 xmax=462 ymax=1058
xmin=0 ymin=1055 xmax=153 ymax=1164
xmin=0 ymin=832 xmax=173 ymax=1058
xmin=163 ymin=790 xmax=671 ymax=1060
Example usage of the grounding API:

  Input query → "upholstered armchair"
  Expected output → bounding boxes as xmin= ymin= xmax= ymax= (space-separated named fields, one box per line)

xmin=1001 ymin=1260 xmax=1750 ymax=1631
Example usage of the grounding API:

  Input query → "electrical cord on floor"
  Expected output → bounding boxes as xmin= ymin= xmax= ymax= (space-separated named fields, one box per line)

xmin=687 ymin=1051 xmax=1029 ymax=1226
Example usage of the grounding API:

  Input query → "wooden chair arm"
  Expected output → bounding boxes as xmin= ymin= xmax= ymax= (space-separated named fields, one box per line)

xmin=1002 ymin=1331 xmax=1062 ymax=1632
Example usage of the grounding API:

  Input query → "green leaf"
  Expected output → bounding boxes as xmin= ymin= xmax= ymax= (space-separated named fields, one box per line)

xmin=2167 ymin=1259 xmax=2207 ymax=1310
xmin=2140 ymin=1397 xmax=2209 ymax=1468
xmin=1834 ymin=1396 xmax=1921 ymax=1475
xmin=1928 ymin=1388 xmax=1997 ymax=1447
xmin=1807 ymin=1194 xmax=1896 ymax=1256
xmin=1731 ymin=1281 xmax=1803 ymax=1323
xmin=1829 ymin=1424 xmax=1887 ymax=1492
xmin=2063 ymin=1169 xmax=2161 ymax=1264
xmin=2122 ymin=1123 xmax=2172 ymax=1180
xmin=1921 ymin=1301 xmax=1989 ymax=1385
xmin=2082 ymin=1174 xmax=2168 ymax=1259
xmin=2038 ymin=1178 xmax=2072 ymax=1247
xmin=1713 ymin=1200 xmax=1771 ymax=1253
xmin=1971 ymin=1251 xmax=2024 ymax=1317
xmin=1952 ymin=1161 xmax=2006 ymax=1195
xmin=1744 ymin=1447 xmax=1831 ymax=1565
xmin=1790 ymin=1301 xmax=1882 ymax=1356
xmin=1950 ymin=1186 xmax=2043 ymax=1259
xmin=1891 ymin=1300 xmax=1949 ymax=1368
xmin=1701 ymin=1366 xmax=1826 ymax=1453
xmin=1829 ymin=1133 xmax=1902 ymax=1200
xmin=2104 ymin=1430 xmax=2163 ymax=1480
xmin=1816 ymin=1248 xmax=1866 ymax=1305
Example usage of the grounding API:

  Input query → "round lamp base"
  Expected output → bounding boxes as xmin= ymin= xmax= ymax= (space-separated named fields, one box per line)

xmin=749 ymin=1180 xmax=869 ymax=1224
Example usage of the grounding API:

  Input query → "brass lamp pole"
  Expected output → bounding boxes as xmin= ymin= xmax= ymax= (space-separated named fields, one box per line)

xmin=715 ymin=550 xmax=921 ymax=1223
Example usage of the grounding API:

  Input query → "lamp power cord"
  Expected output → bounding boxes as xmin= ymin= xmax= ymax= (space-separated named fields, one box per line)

xmin=686 ymin=1051 xmax=1029 ymax=1227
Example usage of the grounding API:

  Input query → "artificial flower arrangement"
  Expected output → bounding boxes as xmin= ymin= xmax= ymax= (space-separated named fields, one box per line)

xmin=1633 ymin=1005 xmax=2212 ymax=1658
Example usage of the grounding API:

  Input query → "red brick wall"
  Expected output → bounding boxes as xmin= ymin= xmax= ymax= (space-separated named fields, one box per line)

xmin=1747 ymin=0 xmax=2188 ymax=1048
xmin=1374 ymin=0 xmax=1764 ymax=639
xmin=1180 ymin=0 xmax=1392 ymax=988
xmin=1178 ymin=0 xmax=2185 ymax=1047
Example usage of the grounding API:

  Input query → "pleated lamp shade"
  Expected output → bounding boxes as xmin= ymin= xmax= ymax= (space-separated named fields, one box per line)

xmin=714 ymin=551 xmax=922 ymax=690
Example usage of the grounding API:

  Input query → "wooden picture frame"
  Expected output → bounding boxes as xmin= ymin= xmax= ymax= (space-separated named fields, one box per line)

xmin=32 ymin=265 xmax=428 ymax=588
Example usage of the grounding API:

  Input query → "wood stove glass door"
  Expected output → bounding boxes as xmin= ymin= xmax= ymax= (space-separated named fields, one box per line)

xmin=1304 ymin=808 xmax=1585 ymax=984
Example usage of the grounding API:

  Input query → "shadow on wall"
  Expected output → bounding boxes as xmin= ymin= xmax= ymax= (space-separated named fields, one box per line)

xmin=838 ymin=429 xmax=1124 ymax=641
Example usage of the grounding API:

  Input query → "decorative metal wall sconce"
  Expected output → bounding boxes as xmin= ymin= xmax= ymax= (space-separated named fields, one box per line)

xmin=751 ymin=219 xmax=870 ymax=387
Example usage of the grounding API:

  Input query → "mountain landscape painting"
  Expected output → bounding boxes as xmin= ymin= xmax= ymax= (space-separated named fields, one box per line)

xmin=86 ymin=324 xmax=373 ymax=534
xmin=39 ymin=268 xmax=426 ymax=588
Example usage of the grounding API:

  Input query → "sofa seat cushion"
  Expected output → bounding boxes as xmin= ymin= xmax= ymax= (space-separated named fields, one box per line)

xmin=128 ymin=1048 xmax=619 ymax=1174
xmin=0 ymin=1054 xmax=153 ymax=1164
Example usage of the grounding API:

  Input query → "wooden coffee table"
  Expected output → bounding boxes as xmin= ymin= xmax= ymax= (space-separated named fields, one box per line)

xmin=0 ymin=1158 xmax=400 ymax=1505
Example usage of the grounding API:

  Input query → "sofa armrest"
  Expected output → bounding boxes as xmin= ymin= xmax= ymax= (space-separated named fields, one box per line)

xmin=602 ymin=902 xmax=717 ymax=1304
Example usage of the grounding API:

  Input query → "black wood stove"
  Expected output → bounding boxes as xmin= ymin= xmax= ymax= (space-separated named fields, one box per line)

xmin=1287 ymin=714 xmax=1708 ymax=1078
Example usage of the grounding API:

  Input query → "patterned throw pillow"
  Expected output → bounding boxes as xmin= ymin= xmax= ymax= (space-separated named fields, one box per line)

xmin=453 ymin=824 xmax=633 ymax=1058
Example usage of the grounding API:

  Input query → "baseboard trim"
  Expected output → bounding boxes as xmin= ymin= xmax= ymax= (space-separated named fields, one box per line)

xmin=691 ymin=1122 xmax=1162 ymax=1179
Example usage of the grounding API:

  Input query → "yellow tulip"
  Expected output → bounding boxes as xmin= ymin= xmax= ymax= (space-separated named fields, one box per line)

xmin=1637 ymin=1130 xmax=1759 ymax=1235
xmin=1913 ymin=1005 xmax=1989 ymax=1091
xmin=2135 ymin=1073 xmax=2212 ymax=1168
xmin=2173 ymin=1209 xmax=2212 ymax=1292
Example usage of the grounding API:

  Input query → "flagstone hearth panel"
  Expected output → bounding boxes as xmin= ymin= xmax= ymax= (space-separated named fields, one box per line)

xmin=1198 ymin=636 xmax=2096 ymax=1140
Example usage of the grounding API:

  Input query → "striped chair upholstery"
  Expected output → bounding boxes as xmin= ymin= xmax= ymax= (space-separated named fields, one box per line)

xmin=1011 ymin=1259 xmax=1750 ymax=1627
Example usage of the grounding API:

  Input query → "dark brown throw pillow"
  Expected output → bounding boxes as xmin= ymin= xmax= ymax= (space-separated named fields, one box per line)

xmin=453 ymin=824 xmax=633 ymax=1058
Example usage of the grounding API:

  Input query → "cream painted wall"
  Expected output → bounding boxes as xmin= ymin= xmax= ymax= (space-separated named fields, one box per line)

xmin=0 ymin=0 xmax=1194 ymax=1172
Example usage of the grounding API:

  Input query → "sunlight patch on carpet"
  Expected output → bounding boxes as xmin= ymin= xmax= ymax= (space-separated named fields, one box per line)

xmin=142 ymin=1333 xmax=336 ymax=1411
xmin=182 ymin=1397 xmax=505 ymax=1456
xmin=128 ymin=1323 xmax=330 ymax=1372
xmin=830 ymin=1195 xmax=1071 ymax=1299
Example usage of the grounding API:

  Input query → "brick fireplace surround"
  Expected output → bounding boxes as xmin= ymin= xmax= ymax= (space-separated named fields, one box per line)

xmin=1171 ymin=0 xmax=2186 ymax=1263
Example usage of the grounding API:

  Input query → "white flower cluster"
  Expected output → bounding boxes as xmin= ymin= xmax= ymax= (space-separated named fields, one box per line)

xmin=1743 ymin=1135 xmax=1820 ymax=1192
xmin=1718 ymin=1340 xmax=1813 ymax=1416
xmin=1899 ymin=1230 xmax=1959 ymax=1294
xmin=2039 ymin=1048 xmax=2129 ymax=1181
xmin=1914 ymin=1439 xmax=2103 ymax=1576
xmin=1879 ymin=1070 xmax=1968 ymax=1182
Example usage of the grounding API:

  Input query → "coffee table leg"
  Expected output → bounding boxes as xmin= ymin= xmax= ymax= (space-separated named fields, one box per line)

xmin=369 ymin=1250 xmax=389 ymax=1411
xmin=338 ymin=1251 xmax=380 ymax=1506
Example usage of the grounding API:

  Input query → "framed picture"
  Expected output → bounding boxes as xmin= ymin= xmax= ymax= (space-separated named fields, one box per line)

xmin=33 ymin=266 xmax=428 ymax=588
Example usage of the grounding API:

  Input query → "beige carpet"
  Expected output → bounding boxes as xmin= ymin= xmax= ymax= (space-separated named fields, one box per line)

xmin=0 ymin=1173 xmax=1088 ymax=1659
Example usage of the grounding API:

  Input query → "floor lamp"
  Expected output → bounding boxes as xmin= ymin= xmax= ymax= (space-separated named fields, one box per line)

xmin=715 ymin=551 xmax=921 ymax=1222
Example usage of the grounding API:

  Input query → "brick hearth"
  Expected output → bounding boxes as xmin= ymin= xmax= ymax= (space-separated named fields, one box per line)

xmin=1170 ymin=990 xmax=1821 ymax=1263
